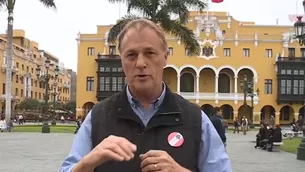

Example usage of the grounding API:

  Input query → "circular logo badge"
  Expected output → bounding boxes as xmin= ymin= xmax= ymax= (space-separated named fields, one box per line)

xmin=167 ymin=132 xmax=184 ymax=147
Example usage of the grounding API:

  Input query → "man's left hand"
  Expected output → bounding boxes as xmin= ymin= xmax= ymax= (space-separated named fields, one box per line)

xmin=139 ymin=150 xmax=190 ymax=172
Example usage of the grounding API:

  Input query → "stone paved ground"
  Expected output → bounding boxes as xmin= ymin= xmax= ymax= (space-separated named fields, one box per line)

xmin=0 ymin=131 xmax=305 ymax=172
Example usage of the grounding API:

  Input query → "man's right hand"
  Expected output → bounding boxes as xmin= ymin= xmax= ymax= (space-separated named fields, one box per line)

xmin=73 ymin=135 xmax=137 ymax=172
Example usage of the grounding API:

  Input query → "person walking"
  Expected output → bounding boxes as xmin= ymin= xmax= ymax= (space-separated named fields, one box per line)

xmin=241 ymin=116 xmax=248 ymax=135
xmin=233 ymin=117 xmax=240 ymax=134
xmin=60 ymin=19 xmax=231 ymax=172
xmin=210 ymin=107 xmax=227 ymax=146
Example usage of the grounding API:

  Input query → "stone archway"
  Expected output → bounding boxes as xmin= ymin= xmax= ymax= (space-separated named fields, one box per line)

xmin=260 ymin=105 xmax=275 ymax=123
xmin=82 ymin=102 xmax=95 ymax=116
xmin=218 ymin=67 xmax=235 ymax=93
xmin=220 ymin=104 xmax=234 ymax=120
xmin=163 ymin=66 xmax=178 ymax=92
xmin=238 ymin=104 xmax=252 ymax=120
xmin=180 ymin=67 xmax=196 ymax=92
xmin=279 ymin=105 xmax=294 ymax=124
xmin=201 ymin=104 xmax=214 ymax=117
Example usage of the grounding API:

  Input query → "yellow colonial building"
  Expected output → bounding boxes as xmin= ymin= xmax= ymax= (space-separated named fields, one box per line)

xmin=0 ymin=30 xmax=72 ymax=114
xmin=76 ymin=11 xmax=305 ymax=125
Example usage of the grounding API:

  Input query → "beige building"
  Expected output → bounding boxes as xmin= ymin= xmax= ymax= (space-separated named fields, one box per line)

xmin=0 ymin=30 xmax=72 ymax=114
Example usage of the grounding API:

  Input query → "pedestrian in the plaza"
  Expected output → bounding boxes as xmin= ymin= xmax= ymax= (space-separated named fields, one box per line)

xmin=60 ymin=19 xmax=231 ymax=172
xmin=0 ymin=116 xmax=6 ymax=132
xmin=296 ymin=115 xmax=304 ymax=131
xmin=233 ymin=117 xmax=240 ymax=133
xmin=210 ymin=107 xmax=227 ymax=146
xmin=241 ymin=116 xmax=248 ymax=135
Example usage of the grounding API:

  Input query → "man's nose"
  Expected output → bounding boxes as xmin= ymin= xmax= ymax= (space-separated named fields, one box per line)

xmin=135 ymin=54 xmax=147 ymax=68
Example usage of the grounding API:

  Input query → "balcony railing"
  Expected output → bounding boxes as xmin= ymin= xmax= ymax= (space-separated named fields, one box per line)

xmin=277 ymin=56 xmax=305 ymax=62
xmin=179 ymin=92 xmax=258 ymax=102
xmin=96 ymin=53 xmax=120 ymax=59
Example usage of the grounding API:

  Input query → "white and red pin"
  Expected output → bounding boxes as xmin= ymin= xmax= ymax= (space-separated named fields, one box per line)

xmin=167 ymin=132 xmax=184 ymax=147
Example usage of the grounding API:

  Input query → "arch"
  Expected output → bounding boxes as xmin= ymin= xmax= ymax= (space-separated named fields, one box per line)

xmin=279 ymin=105 xmax=294 ymax=123
xmin=220 ymin=104 xmax=234 ymax=120
xmin=82 ymin=102 xmax=95 ymax=116
xmin=198 ymin=65 xmax=217 ymax=75
xmin=178 ymin=64 xmax=198 ymax=76
xmin=260 ymin=105 xmax=275 ymax=123
xmin=236 ymin=66 xmax=258 ymax=78
xmin=180 ymin=72 xmax=195 ymax=92
xmin=216 ymin=65 xmax=237 ymax=76
xmin=218 ymin=72 xmax=232 ymax=93
xmin=164 ymin=64 xmax=179 ymax=74
xmin=237 ymin=104 xmax=252 ymax=120
xmin=201 ymin=104 xmax=214 ymax=117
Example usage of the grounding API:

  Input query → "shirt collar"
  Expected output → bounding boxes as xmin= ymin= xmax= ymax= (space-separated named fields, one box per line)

xmin=126 ymin=82 xmax=166 ymax=109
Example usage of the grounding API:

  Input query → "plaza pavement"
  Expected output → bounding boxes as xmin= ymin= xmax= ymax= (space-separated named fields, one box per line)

xmin=0 ymin=131 xmax=305 ymax=172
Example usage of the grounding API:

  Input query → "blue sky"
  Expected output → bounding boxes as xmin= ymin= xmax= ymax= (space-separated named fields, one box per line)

xmin=0 ymin=0 xmax=303 ymax=72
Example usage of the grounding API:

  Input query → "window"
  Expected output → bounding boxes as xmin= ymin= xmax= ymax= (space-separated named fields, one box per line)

xmin=86 ymin=77 xmax=94 ymax=91
xmin=15 ymin=88 xmax=18 ymax=96
xmin=16 ymin=75 xmax=19 ymax=83
xmin=105 ymin=67 xmax=110 ymax=72
xmin=99 ymin=67 xmax=105 ymax=72
xmin=265 ymin=49 xmax=272 ymax=57
xmin=185 ymin=48 xmax=191 ymax=56
xmin=21 ymin=89 xmax=23 ymax=97
xmin=280 ymin=70 xmax=286 ymax=74
xmin=288 ymin=48 xmax=295 ymax=57
xmin=300 ymin=80 xmax=305 ymax=94
xmin=168 ymin=47 xmax=173 ymax=55
xmin=286 ymin=80 xmax=292 ymax=94
xmin=112 ymin=67 xmax=117 ymax=72
xmin=223 ymin=48 xmax=230 ymax=57
xmin=109 ymin=46 xmax=116 ymax=55
xmin=87 ymin=47 xmax=95 ymax=56
xmin=293 ymin=80 xmax=299 ymax=94
xmin=112 ymin=77 xmax=117 ymax=91
xmin=264 ymin=79 xmax=272 ymax=94
xmin=301 ymin=48 xmax=305 ymax=57
xmin=105 ymin=77 xmax=110 ymax=91
xmin=280 ymin=80 xmax=286 ymax=94
xmin=243 ymin=48 xmax=250 ymax=57
xmin=99 ymin=77 xmax=105 ymax=91
xmin=118 ymin=77 xmax=123 ymax=91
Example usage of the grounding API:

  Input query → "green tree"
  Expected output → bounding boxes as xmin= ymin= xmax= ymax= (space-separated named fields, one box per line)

xmin=64 ymin=101 xmax=76 ymax=113
xmin=0 ymin=0 xmax=56 ymax=123
xmin=107 ymin=0 xmax=206 ymax=55
xmin=17 ymin=98 xmax=41 ymax=111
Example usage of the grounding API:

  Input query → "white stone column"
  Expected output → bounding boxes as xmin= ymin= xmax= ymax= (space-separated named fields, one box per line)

xmin=177 ymin=74 xmax=180 ymax=94
xmin=215 ymin=75 xmax=219 ymax=93
xmin=196 ymin=75 xmax=200 ymax=94
xmin=234 ymin=76 xmax=238 ymax=93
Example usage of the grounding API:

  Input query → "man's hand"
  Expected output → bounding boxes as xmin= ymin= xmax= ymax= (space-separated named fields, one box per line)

xmin=139 ymin=150 xmax=190 ymax=172
xmin=73 ymin=135 xmax=136 ymax=172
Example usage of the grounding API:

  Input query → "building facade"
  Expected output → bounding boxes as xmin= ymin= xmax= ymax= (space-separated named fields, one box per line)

xmin=76 ymin=11 xmax=305 ymax=125
xmin=67 ymin=69 xmax=77 ymax=101
xmin=0 ymin=30 xmax=72 ymax=114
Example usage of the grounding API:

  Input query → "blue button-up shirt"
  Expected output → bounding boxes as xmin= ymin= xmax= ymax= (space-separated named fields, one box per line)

xmin=60 ymin=86 xmax=231 ymax=172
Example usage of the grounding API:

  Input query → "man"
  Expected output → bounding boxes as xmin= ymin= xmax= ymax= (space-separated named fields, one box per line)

xmin=241 ymin=116 xmax=248 ymax=135
xmin=210 ymin=107 xmax=226 ymax=145
xmin=269 ymin=115 xmax=275 ymax=129
xmin=60 ymin=19 xmax=231 ymax=172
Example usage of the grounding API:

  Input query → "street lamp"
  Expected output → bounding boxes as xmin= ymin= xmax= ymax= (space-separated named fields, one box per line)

xmin=50 ymin=81 xmax=60 ymax=119
xmin=294 ymin=1 xmax=305 ymax=160
xmin=36 ymin=57 xmax=60 ymax=133
xmin=240 ymin=75 xmax=259 ymax=128
xmin=294 ymin=16 xmax=305 ymax=46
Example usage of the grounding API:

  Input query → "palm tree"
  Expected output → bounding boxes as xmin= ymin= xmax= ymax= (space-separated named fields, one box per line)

xmin=0 ymin=0 xmax=56 ymax=123
xmin=107 ymin=0 xmax=206 ymax=55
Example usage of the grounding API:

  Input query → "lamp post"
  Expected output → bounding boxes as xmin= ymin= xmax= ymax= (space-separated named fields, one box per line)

xmin=50 ymin=76 xmax=60 ymax=120
xmin=294 ymin=1 xmax=305 ymax=160
xmin=36 ymin=57 xmax=60 ymax=133
xmin=240 ymin=75 xmax=259 ymax=128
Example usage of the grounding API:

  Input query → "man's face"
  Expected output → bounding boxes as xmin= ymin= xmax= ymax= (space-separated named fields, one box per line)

xmin=218 ymin=110 xmax=222 ymax=116
xmin=120 ymin=27 xmax=167 ymax=93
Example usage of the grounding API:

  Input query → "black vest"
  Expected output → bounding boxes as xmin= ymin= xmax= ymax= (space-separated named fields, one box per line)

xmin=91 ymin=86 xmax=202 ymax=172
